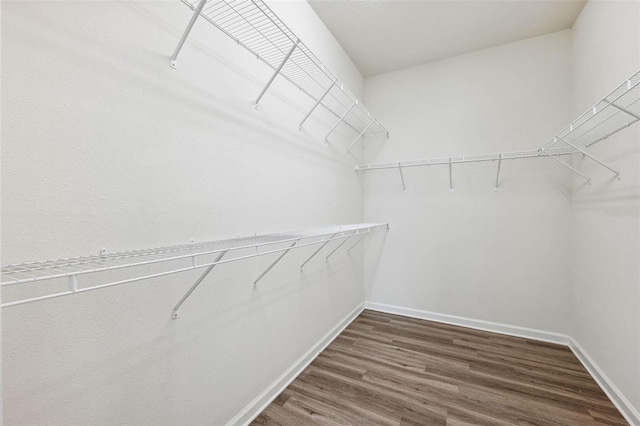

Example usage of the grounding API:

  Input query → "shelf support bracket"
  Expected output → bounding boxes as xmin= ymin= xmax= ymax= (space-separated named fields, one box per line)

xmin=325 ymin=231 xmax=357 ymax=262
xmin=170 ymin=0 xmax=208 ymax=69
xmin=253 ymin=240 xmax=298 ymax=289
xmin=494 ymin=154 xmax=503 ymax=191
xmin=255 ymin=40 xmax=299 ymax=107
xmin=346 ymin=233 xmax=368 ymax=254
xmin=172 ymin=250 xmax=227 ymax=319
xmin=325 ymin=101 xmax=357 ymax=143
xmin=299 ymin=81 xmax=337 ymax=129
xmin=347 ymin=120 xmax=374 ymax=154
xmin=540 ymin=148 xmax=591 ymax=184
xmin=397 ymin=163 xmax=406 ymax=192
xmin=557 ymin=137 xmax=621 ymax=180
xmin=300 ymin=233 xmax=338 ymax=270
xmin=449 ymin=158 xmax=453 ymax=192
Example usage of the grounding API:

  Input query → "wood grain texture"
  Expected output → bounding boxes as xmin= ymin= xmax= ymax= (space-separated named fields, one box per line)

xmin=252 ymin=310 xmax=627 ymax=425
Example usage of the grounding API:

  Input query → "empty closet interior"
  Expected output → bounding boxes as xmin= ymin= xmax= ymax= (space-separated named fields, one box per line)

xmin=1 ymin=0 xmax=639 ymax=424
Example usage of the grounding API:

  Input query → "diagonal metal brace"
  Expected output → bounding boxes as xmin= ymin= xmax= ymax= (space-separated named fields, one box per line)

xmin=253 ymin=240 xmax=298 ymax=289
xmin=346 ymin=233 xmax=368 ymax=254
xmin=299 ymin=81 xmax=336 ymax=129
xmin=325 ymin=231 xmax=357 ymax=262
xmin=398 ymin=163 xmax=407 ymax=192
xmin=300 ymin=233 xmax=338 ymax=270
xmin=325 ymin=101 xmax=357 ymax=143
xmin=255 ymin=40 xmax=299 ymax=106
xmin=540 ymin=148 xmax=591 ymax=183
xmin=347 ymin=120 xmax=374 ymax=154
xmin=170 ymin=0 xmax=208 ymax=69
xmin=558 ymin=137 xmax=621 ymax=180
xmin=172 ymin=250 xmax=227 ymax=319
xmin=494 ymin=154 xmax=503 ymax=190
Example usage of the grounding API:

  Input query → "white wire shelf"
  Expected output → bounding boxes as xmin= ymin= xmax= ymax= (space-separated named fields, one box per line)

xmin=171 ymin=0 xmax=389 ymax=147
xmin=358 ymin=70 xmax=640 ymax=190
xmin=1 ymin=223 xmax=387 ymax=317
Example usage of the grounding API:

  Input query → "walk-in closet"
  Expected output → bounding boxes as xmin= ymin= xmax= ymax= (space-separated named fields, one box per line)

xmin=2 ymin=0 xmax=639 ymax=424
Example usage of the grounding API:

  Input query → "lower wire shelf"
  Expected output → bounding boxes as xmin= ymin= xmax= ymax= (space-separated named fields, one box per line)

xmin=1 ymin=223 xmax=388 ymax=317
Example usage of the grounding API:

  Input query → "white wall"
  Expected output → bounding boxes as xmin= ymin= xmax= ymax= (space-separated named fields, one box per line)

xmin=1 ymin=1 xmax=369 ymax=424
xmin=363 ymin=31 xmax=574 ymax=333
xmin=569 ymin=0 xmax=640 ymax=416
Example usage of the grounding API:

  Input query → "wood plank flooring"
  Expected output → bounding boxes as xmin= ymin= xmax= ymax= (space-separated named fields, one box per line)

xmin=252 ymin=310 xmax=627 ymax=425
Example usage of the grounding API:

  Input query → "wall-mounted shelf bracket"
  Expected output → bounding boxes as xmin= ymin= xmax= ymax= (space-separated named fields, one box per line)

xmin=325 ymin=231 xmax=357 ymax=262
xmin=170 ymin=0 xmax=208 ymax=69
xmin=300 ymin=233 xmax=338 ymax=270
xmin=172 ymin=250 xmax=227 ymax=319
xmin=397 ymin=163 xmax=406 ymax=192
xmin=448 ymin=158 xmax=453 ymax=192
xmin=554 ymin=137 xmax=621 ymax=180
xmin=347 ymin=120 xmax=374 ymax=154
xmin=255 ymin=39 xmax=299 ymax=108
xmin=494 ymin=153 xmax=503 ymax=191
xmin=346 ymin=234 xmax=368 ymax=254
xmin=325 ymin=101 xmax=357 ymax=143
xmin=540 ymin=147 xmax=591 ymax=184
xmin=299 ymin=80 xmax=337 ymax=130
xmin=253 ymin=240 xmax=298 ymax=289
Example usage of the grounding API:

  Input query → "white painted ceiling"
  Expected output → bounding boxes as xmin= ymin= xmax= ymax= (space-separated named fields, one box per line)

xmin=308 ymin=0 xmax=587 ymax=77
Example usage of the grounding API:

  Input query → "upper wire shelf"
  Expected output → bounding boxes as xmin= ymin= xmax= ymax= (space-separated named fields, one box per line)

xmin=2 ymin=223 xmax=388 ymax=317
xmin=171 ymin=0 xmax=389 ymax=148
xmin=357 ymin=70 xmax=640 ymax=190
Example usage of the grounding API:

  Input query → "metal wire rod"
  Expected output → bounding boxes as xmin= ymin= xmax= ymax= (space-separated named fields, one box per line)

xmin=255 ymin=39 xmax=298 ymax=106
xmin=253 ymin=240 xmax=298 ymax=289
xmin=299 ymin=233 xmax=338 ymax=270
xmin=170 ymin=0 xmax=208 ymax=68
xmin=346 ymin=234 xmax=368 ymax=254
xmin=347 ymin=120 xmax=373 ymax=154
xmin=557 ymin=137 xmax=621 ymax=179
xmin=299 ymin=81 xmax=336 ymax=129
xmin=449 ymin=158 xmax=453 ymax=192
xmin=586 ymin=118 xmax=639 ymax=148
xmin=540 ymin=149 xmax=591 ymax=183
xmin=172 ymin=250 xmax=227 ymax=319
xmin=325 ymin=101 xmax=357 ymax=143
xmin=397 ymin=163 xmax=406 ymax=192
xmin=325 ymin=231 xmax=357 ymax=261
xmin=494 ymin=153 xmax=503 ymax=190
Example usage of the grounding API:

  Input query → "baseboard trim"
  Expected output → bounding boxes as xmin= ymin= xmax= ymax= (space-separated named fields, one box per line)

xmin=226 ymin=302 xmax=365 ymax=426
xmin=364 ymin=302 xmax=570 ymax=345
xmin=365 ymin=302 xmax=639 ymax=426
xmin=568 ymin=337 xmax=640 ymax=425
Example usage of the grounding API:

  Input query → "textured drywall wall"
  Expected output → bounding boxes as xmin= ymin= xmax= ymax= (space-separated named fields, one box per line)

xmin=0 ymin=0 xmax=371 ymax=424
xmin=569 ymin=0 xmax=640 ymax=415
xmin=363 ymin=31 xmax=574 ymax=333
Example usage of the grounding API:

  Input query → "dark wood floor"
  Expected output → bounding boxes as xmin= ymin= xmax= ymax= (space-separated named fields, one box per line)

xmin=252 ymin=309 xmax=627 ymax=425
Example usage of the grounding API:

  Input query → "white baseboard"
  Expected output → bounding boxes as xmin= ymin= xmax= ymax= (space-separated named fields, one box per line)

xmin=226 ymin=302 xmax=365 ymax=426
xmin=365 ymin=301 xmax=640 ymax=426
xmin=568 ymin=338 xmax=640 ymax=426
xmin=364 ymin=302 xmax=570 ymax=345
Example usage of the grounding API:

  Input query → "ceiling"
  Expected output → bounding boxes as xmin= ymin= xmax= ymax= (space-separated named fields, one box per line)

xmin=308 ymin=0 xmax=587 ymax=77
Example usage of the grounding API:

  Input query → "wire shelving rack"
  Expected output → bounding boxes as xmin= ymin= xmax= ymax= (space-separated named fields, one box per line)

xmin=1 ymin=223 xmax=388 ymax=317
xmin=357 ymin=70 xmax=640 ymax=190
xmin=171 ymin=0 xmax=389 ymax=147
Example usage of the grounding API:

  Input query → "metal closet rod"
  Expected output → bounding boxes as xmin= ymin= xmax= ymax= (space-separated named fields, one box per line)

xmin=1 ymin=224 xmax=389 ymax=316
xmin=171 ymin=0 xmax=389 ymax=142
